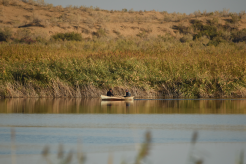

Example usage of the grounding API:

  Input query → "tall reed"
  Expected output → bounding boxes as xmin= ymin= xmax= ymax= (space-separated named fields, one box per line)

xmin=0 ymin=36 xmax=246 ymax=98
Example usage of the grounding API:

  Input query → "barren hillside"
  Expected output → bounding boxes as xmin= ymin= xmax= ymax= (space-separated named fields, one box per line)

xmin=0 ymin=0 xmax=246 ymax=40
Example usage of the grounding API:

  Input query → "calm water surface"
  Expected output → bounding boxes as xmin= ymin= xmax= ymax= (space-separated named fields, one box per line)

xmin=0 ymin=98 xmax=246 ymax=164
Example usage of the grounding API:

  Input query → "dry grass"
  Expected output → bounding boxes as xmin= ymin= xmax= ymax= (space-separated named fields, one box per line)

xmin=0 ymin=1 xmax=245 ymax=40
xmin=0 ymin=36 xmax=246 ymax=98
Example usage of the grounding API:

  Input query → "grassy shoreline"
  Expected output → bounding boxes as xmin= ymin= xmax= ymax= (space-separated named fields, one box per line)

xmin=1 ymin=36 xmax=246 ymax=98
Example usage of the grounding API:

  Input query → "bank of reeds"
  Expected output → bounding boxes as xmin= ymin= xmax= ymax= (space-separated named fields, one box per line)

xmin=0 ymin=36 xmax=246 ymax=98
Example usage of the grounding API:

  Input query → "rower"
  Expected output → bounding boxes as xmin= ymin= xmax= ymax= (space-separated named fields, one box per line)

xmin=107 ymin=89 xmax=114 ymax=96
xmin=125 ymin=89 xmax=131 ymax=97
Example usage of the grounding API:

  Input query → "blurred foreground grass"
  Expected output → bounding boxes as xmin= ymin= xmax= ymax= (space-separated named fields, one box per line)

xmin=9 ymin=130 xmax=244 ymax=164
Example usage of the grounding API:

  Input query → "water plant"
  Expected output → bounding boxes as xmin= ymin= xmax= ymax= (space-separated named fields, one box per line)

xmin=0 ymin=35 xmax=246 ymax=98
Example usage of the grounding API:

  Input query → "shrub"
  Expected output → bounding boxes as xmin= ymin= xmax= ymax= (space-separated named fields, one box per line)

xmin=122 ymin=8 xmax=127 ymax=12
xmin=113 ymin=29 xmax=121 ymax=36
xmin=20 ymin=37 xmax=36 ymax=44
xmin=52 ymin=32 xmax=83 ymax=41
xmin=164 ymin=15 xmax=172 ymax=22
xmin=193 ymin=25 xmax=218 ymax=40
xmin=230 ymin=14 xmax=240 ymax=24
xmin=193 ymin=10 xmax=201 ymax=17
xmin=92 ymin=28 xmax=107 ymax=38
xmin=15 ymin=29 xmax=32 ymax=40
xmin=207 ymin=36 xmax=226 ymax=46
xmin=180 ymin=34 xmax=193 ymax=43
xmin=129 ymin=8 xmax=134 ymax=13
xmin=37 ymin=0 xmax=45 ymax=6
xmin=231 ymin=28 xmax=246 ymax=42
xmin=82 ymin=28 xmax=90 ymax=34
xmin=221 ymin=8 xmax=230 ymax=17
xmin=172 ymin=25 xmax=191 ymax=34
xmin=0 ymin=27 xmax=12 ymax=42
xmin=206 ymin=18 xmax=219 ymax=26
xmin=94 ymin=6 xmax=100 ymax=11
xmin=192 ymin=20 xmax=219 ymax=40
xmin=136 ymin=32 xmax=148 ymax=38
xmin=2 ymin=0 xmax=9 ymax=6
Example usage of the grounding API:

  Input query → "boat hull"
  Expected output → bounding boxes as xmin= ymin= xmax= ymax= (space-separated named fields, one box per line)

xmin=101 ymin=95 xmax=134 ymax=101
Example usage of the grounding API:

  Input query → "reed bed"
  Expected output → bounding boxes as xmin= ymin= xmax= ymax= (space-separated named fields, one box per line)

xmin=0 ymin=36 xmax=246 ymax=98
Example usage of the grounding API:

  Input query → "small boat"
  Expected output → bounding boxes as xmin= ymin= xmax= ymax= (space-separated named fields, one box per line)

xmin=101 ymin=95 xmax=134 ymax=101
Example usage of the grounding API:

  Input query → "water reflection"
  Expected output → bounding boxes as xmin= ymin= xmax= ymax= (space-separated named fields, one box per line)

xmin=1 ymin=98 xmax=246 ymax=114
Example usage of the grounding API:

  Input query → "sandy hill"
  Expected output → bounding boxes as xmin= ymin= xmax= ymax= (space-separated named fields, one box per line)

xmin=0 ymin=0 xmax=246 ymax=40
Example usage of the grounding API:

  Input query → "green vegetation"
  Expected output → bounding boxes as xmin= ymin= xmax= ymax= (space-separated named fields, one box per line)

xmin=0 ymin=34 xmax=246 ymax=98
xmin=52 ymin=32 xmax=83 ymax=41
xmin=0 ymin=27 xmax=12 ymax=42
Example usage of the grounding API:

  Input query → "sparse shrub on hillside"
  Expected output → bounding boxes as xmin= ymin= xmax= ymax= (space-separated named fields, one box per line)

xmin=206 ymin=17 xmax=219 ymax=26
xmin=14 ymin=29 xmax=43 ymax=43
xmin=0 ymin=27 xmax=12 ymax=42
xmin=129 ymin=8 xmax=134 ymax=13
xmin=190 ymin=19 xmax=203 ymax=29
xmin=231 ymin=28 xmax=246 ymax=42
xmin=122 ymin=8 xmax=127 ymax=12
xmin=0 ymin=6 xmax=4 ymax=17
xmin=202 ymin=10 xmax=207 ymax=16
xmin=46 ymin=3 xmax=53 ymax=9
xmin=82 ymin=28 xmax=90 ymax=34
xmin=193 ymin=10 xmax=201 ymax=17
xmin=163 ymin=15 xmax=172 ymax=22
xmin=213 ymin=11 xmax=220 ymax=16
xmin=220 ymin=31 xmax=231 ymax=41
xmin=191 ymin=19 xmax=222 ymax=43
xmin=15 ymin=29 xmax=32 ymax=40
xmin=172 ymin=25 xmax=191 ymax=34
xmin=52 ymin=32 xmax=83 ymax=41
xmin=32 ymin=15 xmax=42 ymax=24
xmin=14 ymin=29 xmax=38 ymax=44
xmin=240 ymin=14 xmax=246 ymax=22
xmin=180 ymin=34 xmax=193 ymax=43
xmin=37 ymin=0 xmax=45 ymax=6
xmin=11 ymin=0 xmax=19 ymax=6
xmin=193 ymin=25 xmax=218 ymax=40
xmin=223 ymin=22 xmax=237 ymax=31
xmin=161 ymin=11 xmax=168 ymax=15
xmin=207 ymin=36 xmax=226 ymax=46
xmin=136 ymin=31 xmax=148 ymax=38
xmin=221 ymin=8 xmax=230 ymax=17
xmin=66 ymin=5 xmax=73 ymax=11
xmin=20 ymin=37 xmax=36 ymax=44
xmin=73 ymin=5 xmax=79 ymax=9
xmin=83 ymin=18 xmax=95 ymax=28
xmin=92 ymin=28 xmax=107 ymax=38
xmin=55 ymin=5 xmax=63 ymax=12
xmin=2 ymin=0 xmax=10 ymax=6
xmin=79 ymin=6 xmax=90 ymax=12
xmin=239 ymin=10 xmax=245 ymax=17
xmin=230 ymin=14 xmax=240 ymax=24
xmin=113 ymin=29 xmax=121 ymax=36
xmin=94 ymin=6 xmax=100 ymax=11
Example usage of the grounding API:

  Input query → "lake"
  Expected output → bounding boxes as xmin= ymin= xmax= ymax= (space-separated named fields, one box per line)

xmin=0 ymin=98 xmax=246 ymax=164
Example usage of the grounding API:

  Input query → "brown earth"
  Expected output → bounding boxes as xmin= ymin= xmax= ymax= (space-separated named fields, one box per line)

xmin=1 ymin=0 xmax=246 ymax=40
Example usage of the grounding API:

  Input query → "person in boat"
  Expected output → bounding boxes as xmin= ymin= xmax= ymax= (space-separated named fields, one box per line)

xmin=125 ymin=89 xmax=131 ymax=97
xmin=107 ymin=89 xmax=114 ymax=96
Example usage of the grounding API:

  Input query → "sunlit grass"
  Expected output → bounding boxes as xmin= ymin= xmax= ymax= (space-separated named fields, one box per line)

xmin=0 ymin=36 xmax=246 ymax=98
